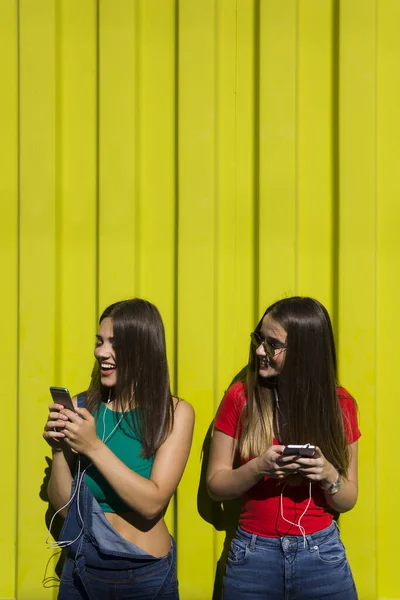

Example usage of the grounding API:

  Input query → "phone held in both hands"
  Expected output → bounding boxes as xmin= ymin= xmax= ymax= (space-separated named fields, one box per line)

xmin=49 ymin=386 xmax=75 ymax=412
xmin=282 ymin=444 xmax=316 ymax=457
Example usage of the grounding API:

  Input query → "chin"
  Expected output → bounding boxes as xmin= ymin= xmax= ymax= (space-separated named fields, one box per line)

xmin=259 ymin=368 xmax=275 ymax=378
xmin=100 ymin=377 xmax=116 ymax=387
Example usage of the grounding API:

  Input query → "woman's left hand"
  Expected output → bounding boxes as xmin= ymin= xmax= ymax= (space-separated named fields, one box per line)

xmin=61 ymin=408 xmax=101 ymax=456
xmin=295 ymin=447 xmax=338 ymax=487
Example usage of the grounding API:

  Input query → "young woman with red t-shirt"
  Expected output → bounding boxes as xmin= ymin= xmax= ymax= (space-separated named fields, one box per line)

xmin=207 ymin=297 xmax=359 ymax=600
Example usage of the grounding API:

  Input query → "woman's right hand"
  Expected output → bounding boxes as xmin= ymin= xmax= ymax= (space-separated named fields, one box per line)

xmin=43 ymin=404 xmax=69 ymax=451
xmin=255 ymin=445 xmax=301 ymax=479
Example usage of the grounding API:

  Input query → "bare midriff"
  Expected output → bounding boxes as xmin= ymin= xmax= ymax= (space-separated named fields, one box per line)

xmin=104 ymin=511 xmax=172 ymax=557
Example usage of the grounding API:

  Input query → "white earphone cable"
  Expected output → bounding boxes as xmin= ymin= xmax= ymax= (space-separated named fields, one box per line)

xmin=46 ymin=390 xmax=123 ymax=549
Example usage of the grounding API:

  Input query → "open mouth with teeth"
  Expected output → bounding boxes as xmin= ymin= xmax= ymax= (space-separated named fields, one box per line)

xmin=258 ymin=357 xmax=270 ymax=369
xmin=100 ymin=362 xmax=117 ymax=376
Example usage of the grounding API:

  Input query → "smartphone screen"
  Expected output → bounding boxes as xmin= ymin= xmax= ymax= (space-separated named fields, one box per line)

xmin=49 ymin=386 xmax=75 ymax=412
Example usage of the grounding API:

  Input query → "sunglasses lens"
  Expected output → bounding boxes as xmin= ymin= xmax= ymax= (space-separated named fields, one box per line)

xmin=264 ymin=340 xmax=275 ymax=358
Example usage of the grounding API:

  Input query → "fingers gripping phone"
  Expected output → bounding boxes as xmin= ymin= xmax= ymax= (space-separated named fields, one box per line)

xmin=282 ymin=444 xmax=316 ymax=457
xmin=49 ymin=386 xmax=75 ymax=412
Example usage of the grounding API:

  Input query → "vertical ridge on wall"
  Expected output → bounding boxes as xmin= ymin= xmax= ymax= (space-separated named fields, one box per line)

xmin=253 ymin=0 xmax=260 ymax=320
xmin=0 ymin=1 xmax=18 ymax=598
xmin=338 ymin=2 xmax=377 ymax=599
xmin=258 ymin=1 xmax=297 ymax=311
xmin=18 ymin=2 xmax=58 ymax=597
xmin=57 ymin=0 xmax=97 ymax=394
xmin=135 ymin=0 xmax=177 ymax=533
xmin=235 ymin=0 xmax=256 ymax=355
xmin=297 ymin=0 xmax=334 ymax=312
xmin=213 ymin=0 xmax=236 ymax=568
xmin=173 ymin=0 xmax=180 ymax=537
xmin=331 ymin=0 xmax=340 ymax=331
xmin=177 ymin=1 xmax=216 ymax=596
xmin=376 ymin=1 xmax=400 ymax=597
xmin=211 ymin=0 xmax=258 ymax=577
xmin=95 ymin=0 xmax=100 ymax=325
xmin=173 ymin=0 xmax=180 ymax=397
xmin=98 ymin=0 xmax=138 ymax=308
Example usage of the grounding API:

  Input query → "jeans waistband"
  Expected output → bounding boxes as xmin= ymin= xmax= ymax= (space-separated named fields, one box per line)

xmin=236 ymin=521 xmax=339 ymax=551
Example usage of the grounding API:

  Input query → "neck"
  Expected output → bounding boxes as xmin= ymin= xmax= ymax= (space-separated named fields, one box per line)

xmin=259 ymin=375 xmax=278 ymax=389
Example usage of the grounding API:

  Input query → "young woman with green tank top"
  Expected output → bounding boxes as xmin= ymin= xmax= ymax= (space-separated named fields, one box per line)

xmin=43 ymin=298 xmax=195 ymax=599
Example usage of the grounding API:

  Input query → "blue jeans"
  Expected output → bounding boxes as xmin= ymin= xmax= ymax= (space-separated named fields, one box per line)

xmin=59 ymin=545 xmax=178 ymax=600
xmin=223 ymin=522 xmax=357 ymax=600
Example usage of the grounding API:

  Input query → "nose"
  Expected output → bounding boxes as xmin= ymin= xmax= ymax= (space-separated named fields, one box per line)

xmin=255 ymin=343 xmax=266 ymax=356
xmin=95 ymin=342 xmax=113 ymax=359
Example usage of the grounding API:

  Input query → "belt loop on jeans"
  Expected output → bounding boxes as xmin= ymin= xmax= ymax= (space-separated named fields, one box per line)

xmin=248 ymin=533 xmax=257 ymax=552
xmin=305 ymin=533 xmax=314 ymax=551
xmin=333 ymin=519 xmax=340 ymax=532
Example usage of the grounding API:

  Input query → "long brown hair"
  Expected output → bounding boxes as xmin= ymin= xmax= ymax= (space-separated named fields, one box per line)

xmin=240 ymin=297 xmax=352 ymax=476
xmin=86 ymin=298 xmax=174 ymax=458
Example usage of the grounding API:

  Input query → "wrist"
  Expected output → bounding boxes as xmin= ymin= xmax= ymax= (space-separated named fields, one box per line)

xmin=86 ymin=438 xmax=105 ymax=461
xmin=250 ymin=456 xmax=263 ymax=480
xmin=320 ymin=464 xmax=338 ymax=488
xmin=320 ymin=466 xmax=341 ymax=495
xmin=51 ymin=445 xmax=66 ymax=457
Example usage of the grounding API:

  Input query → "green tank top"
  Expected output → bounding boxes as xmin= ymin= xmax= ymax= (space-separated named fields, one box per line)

xmin=85 ymin=402 xmax=155 ymax=513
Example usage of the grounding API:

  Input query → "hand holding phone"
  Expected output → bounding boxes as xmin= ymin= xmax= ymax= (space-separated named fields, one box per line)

xmin=282 ymin=444 xmax=316 ymax=457
xmin=43 ymin=387 xmax=75 ymax=448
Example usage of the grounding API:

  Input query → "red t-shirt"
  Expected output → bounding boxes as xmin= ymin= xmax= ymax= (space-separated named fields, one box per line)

xmin=214 ymin=381 xmax=361 ymax=537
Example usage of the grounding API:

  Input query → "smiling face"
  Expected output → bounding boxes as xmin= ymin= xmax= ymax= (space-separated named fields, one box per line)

xmin=94 ymin=317 xmax=117 ymax=388
xmin=256 ymin=313 xmax=287 ymax=378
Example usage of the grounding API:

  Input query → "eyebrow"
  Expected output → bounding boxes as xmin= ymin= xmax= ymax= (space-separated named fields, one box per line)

xmin=95 ymin=334 xmax=114 ymax=341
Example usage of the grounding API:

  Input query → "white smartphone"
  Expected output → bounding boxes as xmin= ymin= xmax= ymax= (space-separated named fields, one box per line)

xmin=49 ymin=386 xmax=75 ymax=412
xmin=282 ymin=444 xmax=316 ymax=457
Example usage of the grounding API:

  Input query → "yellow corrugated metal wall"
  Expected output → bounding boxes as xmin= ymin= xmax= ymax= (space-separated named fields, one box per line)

xmin=1 ymin=1 xmax=399 ymax=599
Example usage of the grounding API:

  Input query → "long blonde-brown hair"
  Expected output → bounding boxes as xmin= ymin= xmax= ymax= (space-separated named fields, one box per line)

xmin=239 ymin=297 xmax=352 ymax=477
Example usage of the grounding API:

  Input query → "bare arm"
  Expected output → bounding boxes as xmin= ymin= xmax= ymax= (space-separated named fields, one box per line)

xmin=62 ymin=400 xmax=195 ymax=519
xmin=47 ymin=450 xmax=75 ymax=517
xmin=43 ymin=400 xmax=78 ymax=516
xmin=206 ymin=429 xmax=301 ymax=501
xmin=322 ymin=442 xmax=358 ymax=512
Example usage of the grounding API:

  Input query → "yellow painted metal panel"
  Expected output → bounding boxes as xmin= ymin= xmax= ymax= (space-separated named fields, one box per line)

xmin=177 ymin=1 xmax=216 ymax=597
xmin=376 ymin=1 xmax=400 ymax=597
xmin=213 ymin=0 xmax=238 ymax=572
xmin=235 ymin=0 xmax=257 ymax=341
xmin=297 ymin=0 xmax=334 ymax=312
xmin=136 ymin=0 xmax=177 ymax=533
xmin=258 ymin=1 xmax=297 ymax=310
xmin=99 ymin=0 xmax=138 ymax=308
xmin=18 ymin=1 xmax=57 ymax=598
xmin=0 ymin=2 xmax=18 ymax=598
xmin=212 ymin=0 xmax=258 ymax=573
xmin=135 ymin=0 xmax=176 ymax=356
xmin=56 ymin=0 xmax=98 ymax=394
xmin=3 ymin=2 xmax=400 ymax=599
xmin=338 ymin=2 xmax=377 ymax=599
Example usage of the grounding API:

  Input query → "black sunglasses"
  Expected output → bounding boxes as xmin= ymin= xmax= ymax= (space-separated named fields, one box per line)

xmin=250 ymin=331 xmax=287 ymax=358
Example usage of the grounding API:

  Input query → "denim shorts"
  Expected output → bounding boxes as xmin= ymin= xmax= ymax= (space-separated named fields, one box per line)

xmin=223 ymin=521 xmax=357 ymax=600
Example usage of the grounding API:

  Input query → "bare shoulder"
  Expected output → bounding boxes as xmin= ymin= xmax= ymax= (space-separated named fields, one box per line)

xmin=172 ymin=397 xmax=195 ymax=424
